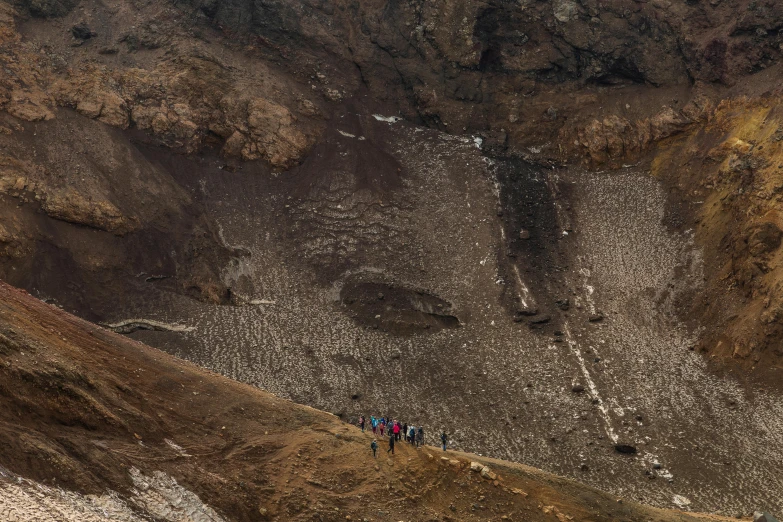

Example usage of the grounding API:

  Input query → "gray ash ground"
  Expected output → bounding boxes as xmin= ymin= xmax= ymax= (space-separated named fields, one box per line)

xmin=112 ymin=114 xmax=783 ymax=516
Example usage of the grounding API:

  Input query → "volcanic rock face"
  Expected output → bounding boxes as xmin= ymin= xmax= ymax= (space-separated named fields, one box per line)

xmin=6 ymin=0 xmax=783 ymax=167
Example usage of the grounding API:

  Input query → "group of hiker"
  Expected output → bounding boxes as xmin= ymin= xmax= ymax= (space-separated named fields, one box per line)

xmin=359 ymin=415 xmax=448 ymax=457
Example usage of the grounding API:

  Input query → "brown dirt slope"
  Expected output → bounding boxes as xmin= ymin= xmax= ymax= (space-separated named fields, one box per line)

xmin=0 ymin=280 xmax=736 ymax=522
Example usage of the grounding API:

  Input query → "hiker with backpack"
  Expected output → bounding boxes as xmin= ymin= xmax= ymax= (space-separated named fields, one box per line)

xmin=387 ymin=433 xmax=395 ymax=455
xmin=416 ymin=426 xmax=424 ymax=448
xmin=370 ymin=439 xmax=378 ymax=458
xmin=440 ymin=431 xmax=448 ymax=451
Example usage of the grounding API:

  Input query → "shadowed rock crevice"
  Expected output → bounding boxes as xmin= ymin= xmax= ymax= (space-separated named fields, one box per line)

xmin=494 ymin=157 xmax=570 ymax=329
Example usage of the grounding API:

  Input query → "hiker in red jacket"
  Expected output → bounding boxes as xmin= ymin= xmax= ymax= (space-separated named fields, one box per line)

xmin=393 ymin=421 xmax=401 ymax=441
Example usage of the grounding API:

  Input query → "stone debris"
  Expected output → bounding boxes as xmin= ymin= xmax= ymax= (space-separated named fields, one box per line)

xmin=468 ymin=461 xmax=498 ymax=481
xmin=480 ymin=467 xmax=497 ymax=481
xmin=542 ymin=504 xmax=574 ymax=521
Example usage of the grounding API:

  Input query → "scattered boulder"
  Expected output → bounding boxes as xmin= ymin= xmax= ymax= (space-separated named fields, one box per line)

xmin=588 ymin=312 xmax=604 ymax=322
xmin=519 ymin=229 xmax=531 ymax=240
xmin=530 ymin=315 xmax=551 ymax=325
xmin=571 ymin=384 xmax=585 ymax=393
xmin=480 ymin=466 xmax=497 ymax=481
xmin=71 ymin=23 xmax=96 ymax=40
xmin=470 ymin=461 xmax=498 ymax=480
xmin=614 ymin=444 xmax=637 ymax=455
xmin=754 ymin=512 xmax=780 ymax=522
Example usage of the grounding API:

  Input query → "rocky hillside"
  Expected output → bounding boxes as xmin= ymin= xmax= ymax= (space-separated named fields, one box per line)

xmin=1 ymin=0 xmax=783 ymax=363
xmin=1 ymin=0 xmax=783 ymax=518
xmin=0 ymin=280 xmax=739 ymax=521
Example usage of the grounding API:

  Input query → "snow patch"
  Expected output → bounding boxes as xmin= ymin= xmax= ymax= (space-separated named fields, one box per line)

xmin=372 ymin=114 xmax=402 ymax=123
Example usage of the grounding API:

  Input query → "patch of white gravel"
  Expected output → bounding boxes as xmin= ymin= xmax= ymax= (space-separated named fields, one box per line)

xmin=0 ymin=467 xmax=225 ymax=522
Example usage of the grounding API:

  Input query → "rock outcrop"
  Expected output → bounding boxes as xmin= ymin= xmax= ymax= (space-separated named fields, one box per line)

xmin=5 ymin=0 xmax=783 ymax=167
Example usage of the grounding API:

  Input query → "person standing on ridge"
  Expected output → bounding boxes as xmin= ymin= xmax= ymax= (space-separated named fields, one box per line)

xmin=359 ymin=415 xmax=365 ymax=432
xmin=408 ymin=426 xmax=416 ymax=444
xmin=440 ymin=431 xmax=448 ymax=451
xmin=403 ymin=422 xmax=408 ymax=442
xmin=380 ymin=419 xmax=386 ymax=437
xmin=371 ymin=416 xmax=377 ymax=435
xmin=416 ymin=426 xmax=424 ymax=448
xmin=387 ymin=433 xmax=395 ymax=455
xmin=370 ymin=439 xmax=378 ymax=458
xmin=393 ymin=421 xmax=400 ymax=441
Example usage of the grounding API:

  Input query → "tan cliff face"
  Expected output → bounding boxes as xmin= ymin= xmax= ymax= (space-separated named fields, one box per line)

xmin=650 ymin=93 xmax=783 ymax=372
